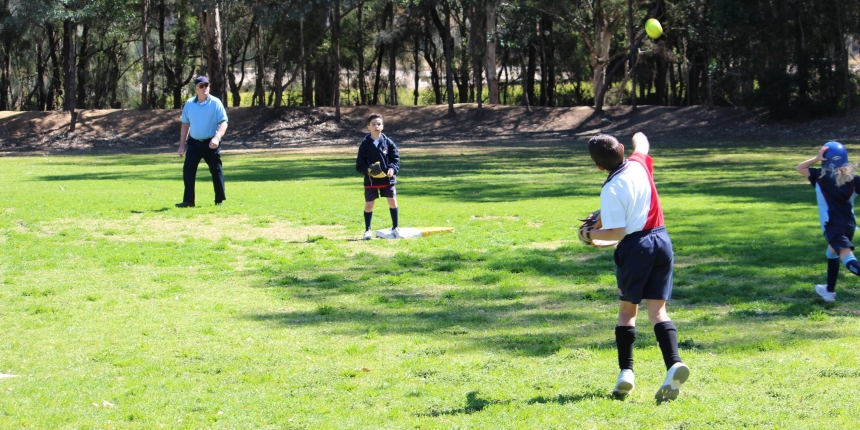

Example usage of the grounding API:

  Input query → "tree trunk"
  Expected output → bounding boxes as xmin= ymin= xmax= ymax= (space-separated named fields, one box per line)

xmin=228 ymin=20 xmax=254 ymax=107
xmin=63 ymin=18 xmax=77 ymax=132
xmin=141 ymin=0 xmax=149 ymax=109
xmin=356 ymin=2 xmax=367 ymax=105
xmin=200 ymin=7 xmax=226 ymax=102
xmin=0 ymin=0 xmax=8 ymax=110
xmin=274 ymin=18 xmax=287 ymax=109
xmin=299 ymin=18 xmax=306 ymax=106
xmin=413 ymin=34 xmax=420 ymax=105
xmin=46 ymin=24 xmax=61 ymax=111
xmin=386 ymin=1 xmax=396 ymax=105
xmin=485 ymin=0 xmax=499 ymax=104
xmin=526 ymin=40 xmax=537 ymax=106
xmin=429 ymin=2 xmax=455 ymax=115
xmin=470 ymin=3 xmax=484 ymax=115
xmin=591 ymin=3 xmax=613 ymax=113
xmin=423 ymin=14 xmax=442 ymax=104
xmin=372 ymin=44 xmax=386 ymax=105
xmin=520 ymin=52 xmax=531 ymax=114
xmin=333 ymin=0 xmax=342 ymax=120
xmin=36 ymin=36 xmax=46 ymax=110
xmin=628 ymin=0 xmax=637 ymax=109
xmin=254 ymin=25 xmax=266 ymax=106
xmin=76 ymin=24 xmax=89 ymax=109
xmin=538 ymin=18 xmax=547 ymax=106
xmin=541 ymin=14 xmax=555 ymax=106
xmin=835 ymin=0 xmax=851 ymax=114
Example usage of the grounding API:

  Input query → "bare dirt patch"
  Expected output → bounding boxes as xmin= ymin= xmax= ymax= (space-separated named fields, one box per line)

xmin=4 ymin=103 xmax=860 ymax=155
xmin=45 ymin=214 xmax=352 ymax=242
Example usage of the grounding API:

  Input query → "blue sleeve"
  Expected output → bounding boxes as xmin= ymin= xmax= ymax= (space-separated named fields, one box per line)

xmin=387 ymin=139 xmax=400 ymax=174
xmin=356 ymin=142 xmax=368 ymax=174
xmin=216 ymin=99 xmax=228 ymax=123
xmin=808 ymin=168 xmax=821 ymax=186
xmin=180 ymin=101 xmax=190 ymax=124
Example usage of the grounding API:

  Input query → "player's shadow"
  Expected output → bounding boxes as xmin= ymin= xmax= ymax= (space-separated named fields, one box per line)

xmin=419 ymin=391 xmax=510 ymax=417
xmin=527 ymin=389 xmax=612 ymax=404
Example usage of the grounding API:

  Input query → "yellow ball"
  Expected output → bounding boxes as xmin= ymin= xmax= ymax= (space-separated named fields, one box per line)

xmin=645 ymin=18 xmax=663 ymax=39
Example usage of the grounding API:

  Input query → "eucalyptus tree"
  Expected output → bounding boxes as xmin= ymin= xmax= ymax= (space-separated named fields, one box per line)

xmin=419 ymin=0 xmax=456 ymax=115
xmin=541 ymin=0 xmax=657 ymax=112
xmin=195 ymin=0 xmax=227 ymax=102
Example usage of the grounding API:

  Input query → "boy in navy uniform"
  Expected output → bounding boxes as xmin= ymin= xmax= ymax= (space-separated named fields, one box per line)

xmin=176 ymin=76 xmax=228 ymax=207
xmin=355 ymin=113 xmax=400 ymax=240
xmin=585 ymin=132 xmax=690 ymax=402
xmin=796 ymin=142 xmax=860 ymax=302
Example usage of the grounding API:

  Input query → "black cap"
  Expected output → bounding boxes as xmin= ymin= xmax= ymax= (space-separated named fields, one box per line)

xmin=194 ymin=76 xmax=210 ymax=85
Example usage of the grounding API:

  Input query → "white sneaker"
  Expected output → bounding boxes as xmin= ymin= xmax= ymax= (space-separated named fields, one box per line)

xmin=612 ymin=369 xmax=635 ymax=398
xmin=815 ymin=284 xmax=836 ymax=302
xmin=363 ymin=230 xmax=373 ymax=240
xmin=391 ymin=227 xmax=400 ymax=239
xmin=655 ymin=362 xmax=690 ymax=402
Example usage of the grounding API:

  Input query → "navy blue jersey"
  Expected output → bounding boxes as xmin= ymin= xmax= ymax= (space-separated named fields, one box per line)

xmin=355 ymin=133 xmax=400 ymax=188
xmin=808 ymin=168 xmax=860 ymax=230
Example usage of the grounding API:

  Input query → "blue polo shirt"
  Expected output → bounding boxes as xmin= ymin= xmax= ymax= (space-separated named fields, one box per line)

xmin=181 ymin=95 xmax=228 ymax=140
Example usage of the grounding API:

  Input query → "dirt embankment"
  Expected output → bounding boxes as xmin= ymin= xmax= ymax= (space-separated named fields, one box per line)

xmin=1 ymin=103 xmax=859 ymax=154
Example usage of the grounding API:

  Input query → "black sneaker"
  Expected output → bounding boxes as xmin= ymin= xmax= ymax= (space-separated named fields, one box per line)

xmin=175 ymin=202 xmax=195 ymax=208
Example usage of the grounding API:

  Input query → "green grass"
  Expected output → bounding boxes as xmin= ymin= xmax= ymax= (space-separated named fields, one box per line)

xmin=1 ymin=139 xmax=859 ymax=428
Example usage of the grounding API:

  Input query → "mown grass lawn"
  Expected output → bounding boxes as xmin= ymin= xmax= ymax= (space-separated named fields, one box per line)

xmin=1 ymin=138 xmax=858 ymax=428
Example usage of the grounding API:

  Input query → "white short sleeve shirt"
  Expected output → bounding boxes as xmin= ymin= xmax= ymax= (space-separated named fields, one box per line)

xmin=600 ymin=159 xmax=653 ymax=235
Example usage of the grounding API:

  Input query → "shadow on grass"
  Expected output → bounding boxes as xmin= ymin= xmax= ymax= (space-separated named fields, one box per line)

xmin=420 ymin=391 xmax=510 ymax=417
xmin=527 ymin=389 xmax=611 ymax=404
xmin=246 ymin=225 xmax=855 ymax=355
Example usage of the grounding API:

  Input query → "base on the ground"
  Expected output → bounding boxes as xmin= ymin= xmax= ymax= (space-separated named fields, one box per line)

xmin=376 ymin=227 xmax=455 ymax=239
xmin=0 ymin=373 xmax=18 ymax=379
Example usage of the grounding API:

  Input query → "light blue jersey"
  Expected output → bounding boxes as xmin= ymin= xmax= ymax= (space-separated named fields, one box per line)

xmin=181 ymin=95 xmax=228 ymax=140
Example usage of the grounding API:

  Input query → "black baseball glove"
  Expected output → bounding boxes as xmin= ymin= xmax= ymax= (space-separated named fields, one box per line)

xmin=368 ymin=161 xmax=387 ymax=178
xmin=577 ymin=210 xmax=619 ymax=248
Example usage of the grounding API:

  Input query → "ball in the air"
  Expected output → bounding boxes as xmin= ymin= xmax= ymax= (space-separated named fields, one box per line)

xmin=645 ymin=18 xmax=663 ymax=39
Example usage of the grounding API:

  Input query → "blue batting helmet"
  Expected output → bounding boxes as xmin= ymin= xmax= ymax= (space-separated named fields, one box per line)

xmin=823 ymin=141 xmax=849 ymax=170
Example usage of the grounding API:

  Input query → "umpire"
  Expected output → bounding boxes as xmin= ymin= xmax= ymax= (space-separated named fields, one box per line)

xmin=176 ymin=76 xmax=228 ymax=207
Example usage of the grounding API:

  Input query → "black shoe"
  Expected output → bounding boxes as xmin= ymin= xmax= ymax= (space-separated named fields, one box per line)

xmin=175 ymin=202 xmax=195 ymax=208
xmin=215 ymin=202 xmax=223 ymax=206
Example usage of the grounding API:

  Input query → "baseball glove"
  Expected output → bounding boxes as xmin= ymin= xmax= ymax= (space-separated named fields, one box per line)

xmin=368 ymin=162 xmax=387 ymax=178
xmin=577 ymin=210 xmax=618 ymax=248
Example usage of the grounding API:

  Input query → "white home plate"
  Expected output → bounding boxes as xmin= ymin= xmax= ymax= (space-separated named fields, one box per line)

xmin=375 ymin=227 xmax=455 ymax=239
xmin=0 ymin=373 xmax=18 ymax=379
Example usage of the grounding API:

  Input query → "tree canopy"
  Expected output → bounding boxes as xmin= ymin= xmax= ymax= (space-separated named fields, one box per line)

xmin=0 ymin=0 xmax=857 ymax=119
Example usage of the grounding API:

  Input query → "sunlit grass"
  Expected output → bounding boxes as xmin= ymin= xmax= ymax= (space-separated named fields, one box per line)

xmin=0 ymin=139 xmax=858 ymax=427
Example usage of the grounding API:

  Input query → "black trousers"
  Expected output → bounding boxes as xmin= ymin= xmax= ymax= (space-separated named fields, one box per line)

xmin=183 ymin=137 xmax=225 ymax=204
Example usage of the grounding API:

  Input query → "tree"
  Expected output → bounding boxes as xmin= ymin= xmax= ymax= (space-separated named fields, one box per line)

xmin=200 ymin=3 xmax=226 ymax=102
xmin=141 ymin=0 xmax=149 ymax=109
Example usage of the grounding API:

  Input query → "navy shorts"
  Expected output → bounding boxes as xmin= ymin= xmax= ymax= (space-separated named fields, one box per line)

xmin=614 ymin=226 xmax=674 ymax=304
xmin=824 ymin=223 xmax=856 ymax=253
xmin=365 ymin=186 xmax=396 ymax=202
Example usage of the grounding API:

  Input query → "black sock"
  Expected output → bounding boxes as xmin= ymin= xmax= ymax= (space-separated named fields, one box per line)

xmin=654 ymin=321 xmax=682 ymax=370
xmin=615 ymin=325 xmax=636 ymax=371
xmin=390 ymin=207 xmax=399 ymax=229
xmin=827 ymin=258 xmax=840 ymax=293
xmin=364 ymin=211 xmax=373 ymax=231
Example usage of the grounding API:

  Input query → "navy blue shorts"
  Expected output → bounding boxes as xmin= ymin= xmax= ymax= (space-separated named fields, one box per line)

xmin=614 ymin=226 xmax=674 ymax=304
xmin=824 ymin=223 xmax=856 ymax=253
xmin=365 ymin=186 xmax=396 ymax=201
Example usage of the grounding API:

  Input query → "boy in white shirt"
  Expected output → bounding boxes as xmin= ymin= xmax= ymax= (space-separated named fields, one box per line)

xmin=584 ymin=132 xmax=690 ymax=402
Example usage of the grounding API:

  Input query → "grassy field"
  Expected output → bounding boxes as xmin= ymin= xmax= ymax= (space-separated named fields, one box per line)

xmin=1 ymin=138 xmax=859 ymax=428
